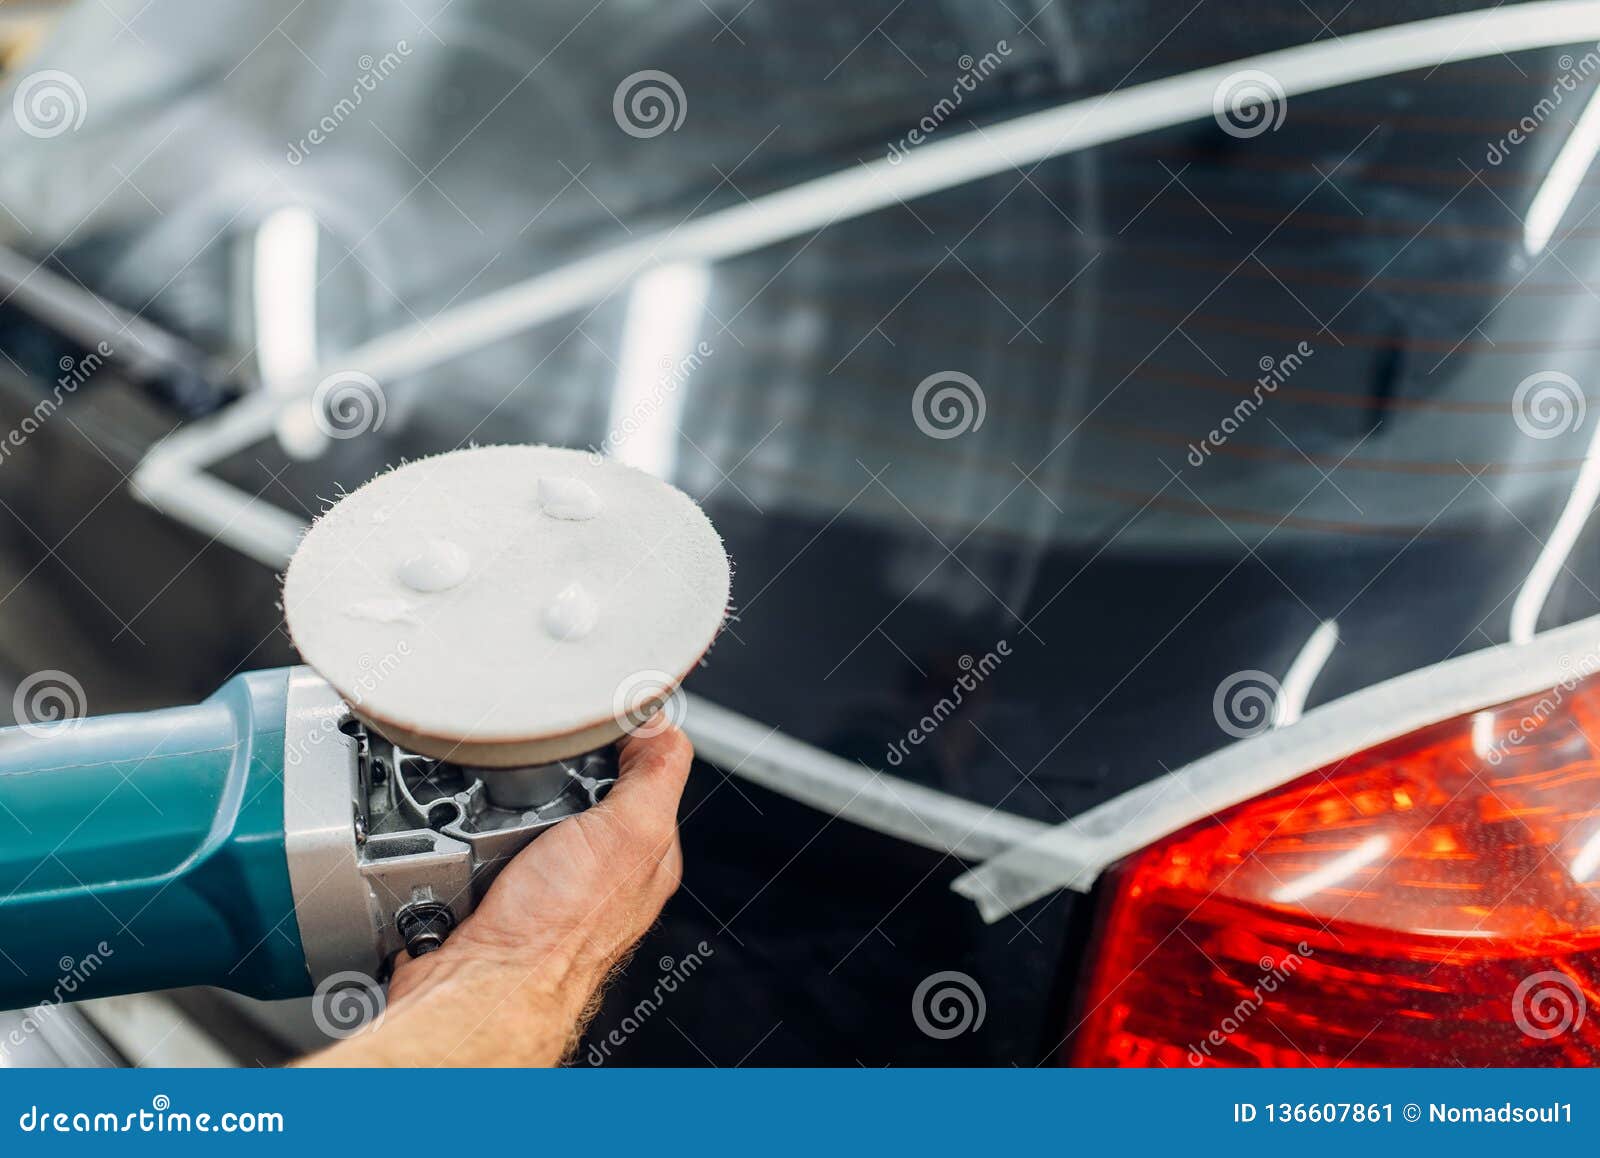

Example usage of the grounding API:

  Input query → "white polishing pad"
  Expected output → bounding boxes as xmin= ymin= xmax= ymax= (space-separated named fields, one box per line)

xmin=283 ymin=445 xmax=730 ymax=765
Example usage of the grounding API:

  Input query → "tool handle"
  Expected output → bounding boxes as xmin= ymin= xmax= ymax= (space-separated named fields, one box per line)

xmin=0 ymin=669 xmax=309 ymax=1013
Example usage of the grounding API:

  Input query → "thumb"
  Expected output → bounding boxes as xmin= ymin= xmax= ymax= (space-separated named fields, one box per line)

xmin=600 ymin=723 xmax=694 ymax=827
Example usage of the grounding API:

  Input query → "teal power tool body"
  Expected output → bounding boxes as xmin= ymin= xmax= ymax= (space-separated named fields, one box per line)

xmin=0 ymin=667 xmax=615 ymax=1009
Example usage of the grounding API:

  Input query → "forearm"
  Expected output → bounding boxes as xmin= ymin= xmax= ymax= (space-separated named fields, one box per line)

xmin=299 ymin=953 xmax=600 ymax=1068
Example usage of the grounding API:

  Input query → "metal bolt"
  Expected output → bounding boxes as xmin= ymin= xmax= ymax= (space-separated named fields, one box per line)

xmin=396 ymin=901 xmax=455 ymax=957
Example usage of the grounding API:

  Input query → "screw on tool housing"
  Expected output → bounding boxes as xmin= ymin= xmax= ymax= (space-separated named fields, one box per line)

xmin=396 ymin=900 xmax=455 ymax=956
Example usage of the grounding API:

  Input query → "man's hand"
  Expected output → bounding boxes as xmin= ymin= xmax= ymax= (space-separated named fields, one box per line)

xmin=300 ymin=724 xmax=692 ymax=1067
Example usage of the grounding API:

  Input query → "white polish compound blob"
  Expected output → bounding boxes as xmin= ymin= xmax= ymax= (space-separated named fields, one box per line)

xmin=538 ymin=475 xmax=602 ymax=521
xmin=543 ymin=581 xmax=599 ymax=641
xmin=397 ymin=539 xmax=470 ymax=592
xmin=283 ymin=445 xmax=730 ymax=767
xmin=345 ymin=597 xmax=420 ymax=625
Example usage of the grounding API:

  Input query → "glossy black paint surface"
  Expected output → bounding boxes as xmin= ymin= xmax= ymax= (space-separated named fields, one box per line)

xmin=2 ymin=0 xmax=1598 ymax=1063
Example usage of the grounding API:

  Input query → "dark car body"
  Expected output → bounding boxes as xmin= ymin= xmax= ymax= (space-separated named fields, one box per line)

xmin=1 ymin=0 xmax=1598 ymax=1064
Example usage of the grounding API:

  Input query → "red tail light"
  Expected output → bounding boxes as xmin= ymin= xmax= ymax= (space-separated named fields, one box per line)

xmin=1070 ymin=677 xmax=1600 ymax=1066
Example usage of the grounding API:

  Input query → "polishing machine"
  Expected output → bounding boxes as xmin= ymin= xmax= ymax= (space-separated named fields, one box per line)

xmin=0 ymin=667 xmax=618 ymax=1008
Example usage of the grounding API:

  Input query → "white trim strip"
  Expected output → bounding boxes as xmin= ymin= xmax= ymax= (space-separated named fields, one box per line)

xmin=129 ymin=394 xmax=304 ymax=567
xmin=683 ymin=694 xmax=1051 ymax=862
xmin=950 ymin=612 xmax=1600 ymax=921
